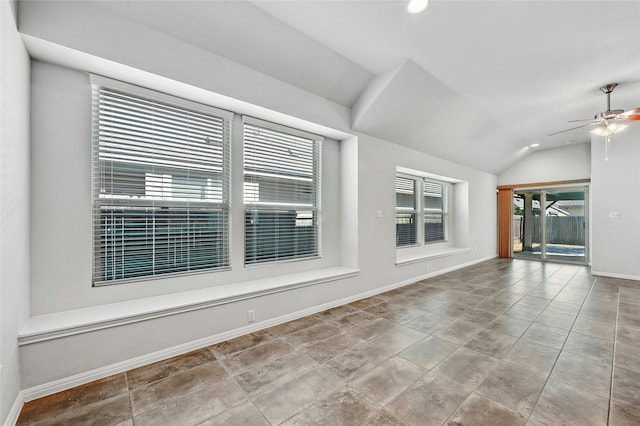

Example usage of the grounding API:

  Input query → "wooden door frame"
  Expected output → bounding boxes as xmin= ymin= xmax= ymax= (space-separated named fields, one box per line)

xmin=497 ymin=188 xmax=514 ymax=258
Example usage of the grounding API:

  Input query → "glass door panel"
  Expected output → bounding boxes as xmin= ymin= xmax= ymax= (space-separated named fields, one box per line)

xmin=544 ymin=188 xmax=586 ymax=263
xmin=513 ymin=191 xmax=543 ymax=260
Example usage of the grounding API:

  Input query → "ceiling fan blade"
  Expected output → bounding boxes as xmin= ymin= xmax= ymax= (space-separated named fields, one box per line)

xmin=621 ymin=107 xmax=640 ymax=121
xmin=547 ymin=122 xmax=598 ymax=136
xmin=567 ymin=119 xmax=595 ymax=123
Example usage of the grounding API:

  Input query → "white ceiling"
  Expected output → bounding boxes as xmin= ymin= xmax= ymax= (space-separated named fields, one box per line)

xmin=90 ymin=1 xmax=640 ymax=173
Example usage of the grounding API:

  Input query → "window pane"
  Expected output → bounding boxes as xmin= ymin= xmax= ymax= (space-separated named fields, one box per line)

xmin=243 ymin=121 xmax=321 ymax=264
xmin=245 ymin=210 xmax=317 ymax=264
xmin=396 ymin=176 xmax=417 ymax=246
xmin=396 ymin=212 xmax=417 ymax=246
xmin=424 ymin=180 xmax=447 ymax=243
xmin=425 ymin=213 xmax=445 ymax=242
xmin=96 ymin=207 xmax=226 ymax=281
xmin=93 ymin=85 xmax=230 ymax=284
xmin=396 ymin=176 xmax=416 ymax=210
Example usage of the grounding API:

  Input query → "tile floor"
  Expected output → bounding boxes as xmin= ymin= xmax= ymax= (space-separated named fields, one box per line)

xmin=17 ymin=259 xmax=640 ymax=425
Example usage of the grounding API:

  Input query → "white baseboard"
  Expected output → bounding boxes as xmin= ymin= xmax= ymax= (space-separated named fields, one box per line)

xmin=591 ymin=270 xmax=640 ymax=282
xmin=21 ymin=255 xmax=496 ymax=402
xmin=4 ymin=390 xmax=24 ymax=426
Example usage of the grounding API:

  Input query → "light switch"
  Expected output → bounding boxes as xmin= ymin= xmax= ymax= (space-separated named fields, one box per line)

xmin=609 ymin=211 xmax=619 ymax=219
xmin=376 ymin=210 xmax=383 ymax=219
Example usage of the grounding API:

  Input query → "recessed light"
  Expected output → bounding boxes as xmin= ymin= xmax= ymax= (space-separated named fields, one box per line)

xmin=407 ymin=0 xmax=429 ymax=14
xmin=529 ymin=143 xmax=540 ymax=148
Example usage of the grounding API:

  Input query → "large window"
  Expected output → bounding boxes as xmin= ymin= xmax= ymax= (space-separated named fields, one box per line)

xmin=243 ymin=118 xmax=322 ymax=265
xmin=92 ymin=78 xmax=231 ymax=284
xmin=396 ymin=174 xmax=449 ymax=247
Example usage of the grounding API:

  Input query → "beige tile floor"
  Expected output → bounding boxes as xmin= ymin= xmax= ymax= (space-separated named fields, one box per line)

xmin=17 ymin=259 xmax=640 ymax=425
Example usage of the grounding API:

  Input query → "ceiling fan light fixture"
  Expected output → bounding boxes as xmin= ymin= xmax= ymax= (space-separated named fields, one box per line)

xmin=607 ymin=122 xmax=627 ymax=133
xmin=407 ymin=0 xmax=429 ymax=14
xmin=592 ymin=125 xmax=612 ymax=137
xmin=591 ymin=122 xmax=627 ymax=137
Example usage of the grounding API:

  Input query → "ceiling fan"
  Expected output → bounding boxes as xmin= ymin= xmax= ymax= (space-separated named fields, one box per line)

xmin=548 ymin=83 xmax=640 ymax=137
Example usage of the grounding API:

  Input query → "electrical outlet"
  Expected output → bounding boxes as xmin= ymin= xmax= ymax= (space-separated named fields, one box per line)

xmin=609 ymin=211 xmax=619 ymax=219
xmin=247 ymin=309 xmax=255 ymax=323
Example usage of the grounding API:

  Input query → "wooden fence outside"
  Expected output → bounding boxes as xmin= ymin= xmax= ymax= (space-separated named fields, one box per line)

xmin=513 ymin=216 xmax=585 ymax=246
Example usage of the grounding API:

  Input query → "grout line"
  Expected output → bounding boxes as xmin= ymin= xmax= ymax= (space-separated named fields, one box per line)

xmin=438 ymin=261 xmax=581 ymax=425
xmin=524 ymin=269 xmax=608 ymax=424
xmin=123 ymin=371 xmax=134 ymax=424
xmin=606 ymin=286 xmax=621 ymax=425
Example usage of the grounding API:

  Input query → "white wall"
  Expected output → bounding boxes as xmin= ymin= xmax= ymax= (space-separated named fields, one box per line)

xmin=19 ymin=0 xmax=498 ymax=392
xmin=0 ymin=0 xmax=31 ymax=422
xmin=590 ymin=127 xmax=640 ymax=279
xmin=498 ymin=143 xmax=591 ymax=186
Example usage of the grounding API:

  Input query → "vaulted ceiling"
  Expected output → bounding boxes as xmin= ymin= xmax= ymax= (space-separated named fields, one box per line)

xmin=29 ymin=1 xmax=640 ymax=174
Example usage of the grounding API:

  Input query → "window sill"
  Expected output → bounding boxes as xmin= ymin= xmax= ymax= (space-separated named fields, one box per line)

xmin=18 ymin=266 xmax=359 ymax=345
xmin=395 ymin=247 xmax=471 ymax=266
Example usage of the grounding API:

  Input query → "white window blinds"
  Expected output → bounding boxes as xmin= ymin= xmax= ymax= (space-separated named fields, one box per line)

xmin=396 ymin=176 xmax=417 ymax=246
xmin=424 ymin=180 xmax=448 ymax=243
xmin=243 ymin=118 xmax=321 ymax=265
xmin=92 ymin=78 xmax=231 ymax=284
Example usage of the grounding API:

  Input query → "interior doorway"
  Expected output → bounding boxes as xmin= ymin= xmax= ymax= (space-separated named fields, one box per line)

xmin=512 ymin=186 xmax=588 ymax=264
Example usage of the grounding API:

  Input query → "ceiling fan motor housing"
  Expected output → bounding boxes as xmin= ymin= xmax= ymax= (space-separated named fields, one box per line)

xmin=597 ymin=83 xmax=623 ymax=119
xmin=595 ymin=109 xmax=624 ymax=120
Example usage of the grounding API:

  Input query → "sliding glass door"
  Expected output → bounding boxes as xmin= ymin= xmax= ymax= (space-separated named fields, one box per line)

xmin=512 ymin=187 xmax=587 ymax=264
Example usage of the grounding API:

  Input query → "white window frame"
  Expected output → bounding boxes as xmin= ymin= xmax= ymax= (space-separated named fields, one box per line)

xmin=423 ymin=178 xmax=449 ymax=244
xmin=396 ymin=173 xmax=450 ymax=248
xmin=395 ymin=175 xmax=419 ymax=247
xmin=91 ymin=76 xmax=233 ymax=285
xmin=242 ymin=116 xmax=323 ymax=266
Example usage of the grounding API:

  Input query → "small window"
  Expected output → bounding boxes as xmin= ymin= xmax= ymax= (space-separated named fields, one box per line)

xmin=92 ymin=79 xmax=232 ymax=284
xmin=396 ymin=174 xmax=449 ymax=247
xmin=243 ymin=118 xmax=322 ymax=265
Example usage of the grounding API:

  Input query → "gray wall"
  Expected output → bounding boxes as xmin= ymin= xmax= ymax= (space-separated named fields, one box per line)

xmin=1 ymin=0 xmax=31 ymax=422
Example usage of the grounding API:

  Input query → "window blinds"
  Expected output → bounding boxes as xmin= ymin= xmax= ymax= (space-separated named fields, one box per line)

xmin=424 ymin=180 xmax=448 ymax=243
xmin=396 ymin=176 xmax=417 ymax=246
xmin=92 ymin=80 xmax=231 ymax=284
xmin=243 ymin=119 xmax=321 ymax=265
